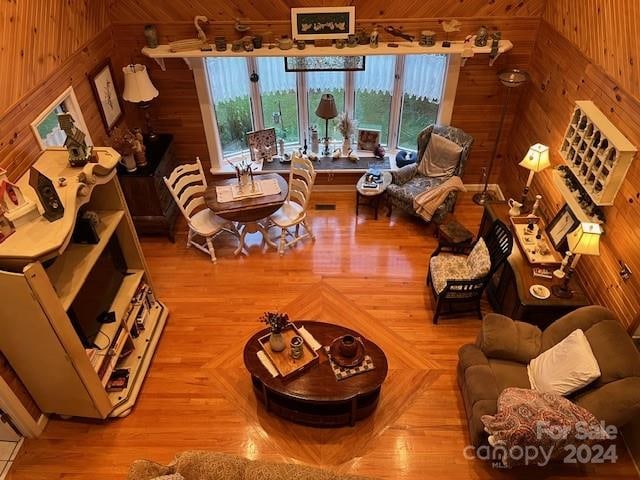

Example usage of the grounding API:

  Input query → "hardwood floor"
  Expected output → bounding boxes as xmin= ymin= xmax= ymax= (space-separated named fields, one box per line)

xmin=7 ymin=192 xmax=638 ymax=479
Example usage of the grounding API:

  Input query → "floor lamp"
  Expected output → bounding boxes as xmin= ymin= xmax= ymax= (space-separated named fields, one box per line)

xmin=473 ymin=68 xmax=530 ymax=205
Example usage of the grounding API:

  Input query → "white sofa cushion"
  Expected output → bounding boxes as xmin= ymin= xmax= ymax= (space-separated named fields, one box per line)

xmin=527 ymin=329 xmax=601 ymax=396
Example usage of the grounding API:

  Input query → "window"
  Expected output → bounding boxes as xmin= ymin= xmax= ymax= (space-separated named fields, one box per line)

xmin=257 ymin=57 xmax=299 ymax=144
xmin=307 ymin=71 xmax=345 ymax=141
xmin=31 ymin=86 xmax=92 ymax=150
xmin=207 ymin=57 xmax=254 ymax=156
xmin=398 ymin=55 xmax=446 ymax=151
xmin=354 ymin=56 xmax=395 ymax=146
xmin=201 ymin=54 xmax=448 ymax=166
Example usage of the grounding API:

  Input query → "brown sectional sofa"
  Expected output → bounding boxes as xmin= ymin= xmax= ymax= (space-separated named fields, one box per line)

xmin=128 ymin=451 xmax=374 ymax=480
xmin=458 ymin=305 xmax=640 ymax=447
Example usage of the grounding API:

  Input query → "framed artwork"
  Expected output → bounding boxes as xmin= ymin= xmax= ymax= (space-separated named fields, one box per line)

xmin=285 ymin=56 xmax=365 ymax=72
xmin=547 ymin=204 xmax=580 ymax=252
xmin=291 ymin=7 xmax=355 ymax=41
xmin=246 ymin=128 xmax=277 ymax=162
xmin=357 ymin=129 xmax=381 ymax=151
xmin=88 ymin=59 xmax=123 ymax=133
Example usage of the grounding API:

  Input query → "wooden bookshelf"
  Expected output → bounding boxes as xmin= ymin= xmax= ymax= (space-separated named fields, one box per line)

xmin=0 ymin=148 xmax=168 ymax=421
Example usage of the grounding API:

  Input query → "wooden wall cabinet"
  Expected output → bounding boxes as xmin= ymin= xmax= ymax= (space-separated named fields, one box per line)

xmin=118 ymin=134 xmax=178 ymax=241
xmin=0 ymin=149 xmax=168 ymax=419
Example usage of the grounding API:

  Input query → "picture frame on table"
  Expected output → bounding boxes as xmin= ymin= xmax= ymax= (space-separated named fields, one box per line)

xmin=291 ymin=7 xmax=356 ymax=41
xmin=88 ymin=59 xmax=124 ymax=133
xmin=246 ymin=128 xmax=277 ymax=162
xmin=357 ymin=129 xmax=381 ymax=151
xmin=547 ymin=204 xmax=580 ymax=252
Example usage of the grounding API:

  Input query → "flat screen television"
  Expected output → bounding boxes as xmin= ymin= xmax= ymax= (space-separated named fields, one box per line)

xmin=68 ymin=237 xmax=128 ymax=348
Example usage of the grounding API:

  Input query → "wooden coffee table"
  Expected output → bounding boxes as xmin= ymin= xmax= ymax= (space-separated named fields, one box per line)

xmin=243 ymin=321 xmax=388 ymax=427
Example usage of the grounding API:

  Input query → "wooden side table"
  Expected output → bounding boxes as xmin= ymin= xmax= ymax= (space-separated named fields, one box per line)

xmin=355 ymin=171 xmax=392 ymax=220
xmin=117 ymin=134 xmax=178 ymax=241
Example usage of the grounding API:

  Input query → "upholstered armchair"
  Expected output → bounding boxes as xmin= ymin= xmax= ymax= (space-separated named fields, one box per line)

xmin=458 ymin=306 xmax=640 ymax=447
xmin=387 ymin=125 xmax=474 ymax=224
xmin=427 ymin=220 xmax=513 ymax=324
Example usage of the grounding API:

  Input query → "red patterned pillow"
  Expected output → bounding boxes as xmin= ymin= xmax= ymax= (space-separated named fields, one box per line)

xmin=481 ymin=388 xmax=610 ymax=467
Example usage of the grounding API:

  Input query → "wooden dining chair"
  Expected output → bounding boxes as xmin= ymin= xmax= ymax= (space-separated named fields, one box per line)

xmin=163 ymin=157 xmax=238 ymax=262
xmin=267 ymin=156 xmax=317 ymax=255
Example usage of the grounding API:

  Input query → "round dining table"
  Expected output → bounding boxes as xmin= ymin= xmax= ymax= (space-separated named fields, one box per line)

xmin=204 ymin=173 xmax=289 ymax=255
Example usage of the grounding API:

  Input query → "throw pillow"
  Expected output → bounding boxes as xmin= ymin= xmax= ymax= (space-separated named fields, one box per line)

xmin=527 ymin=329 xmax=601 ymax=396
xmin=417 ymin=133 xmax=463 ymax=177
xmin=466 ymin=238 xmax=491 ymax=278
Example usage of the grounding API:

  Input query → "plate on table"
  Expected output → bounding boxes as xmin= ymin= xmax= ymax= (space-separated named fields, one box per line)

xmin=328 ymin=336 xmax=365 ymax=368
xmin=529 ymin=284 xmax=551 ymax=300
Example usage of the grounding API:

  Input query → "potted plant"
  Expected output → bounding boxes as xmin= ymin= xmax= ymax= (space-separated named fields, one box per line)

xmin=260 ymin=312 xmax=290 ymax=352
xmin=336 ymin=112 xmax=356 ymax=154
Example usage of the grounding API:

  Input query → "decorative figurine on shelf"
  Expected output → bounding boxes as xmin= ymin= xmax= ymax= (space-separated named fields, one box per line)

xmin=490 ymin=31 xmax=502 ymax=60
xmin=58 ymin=113 xmax=95 ymax=168
xmin=132 ymin=129 xmax=148 ymax=168
xmin=0 ymin=168 xmax=38 ymax=228
xmin=374 ymin=144 xmax=386 ymax=159
xmin=347 ymin=34 xmax=357 ymax=47
xmin=110 ymin=126 xmax=138 ymax=172
xmin=278 ymin=138 xmax=285 ymax=157
xmin=356 ymin=28 xmax=370 ymax=45
xmin=384 ymin=26 xmax=414 ymax=42
xmin=370 ymin=27 xmax=379 ymax=48
xmin=310 ymin=127 xmax=319 ymax=154
xmin=260 ymin=311 xmax=290 ymax=353
xmin=419 ymin=30 xmax=436 ymax=46
xmin=144 ymin=25 xmax=158 ymax=48
xmin=29 ymin=167 xmax=64 ymax=222
xmin=303 ymin=136 xmax=308 ymax=155
xmin=0 ymin=209 xmax=15 ymax=244
xmin=195 ymin=15 xmax=209 ymax=43
xmin=441 ymin=19 xmax=462 ymax=48
xmin=474 ymin=25 xmax=489 ymax=47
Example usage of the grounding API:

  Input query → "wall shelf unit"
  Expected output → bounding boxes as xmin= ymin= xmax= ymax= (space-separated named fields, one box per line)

xmin=141 ymin=40 xmax=514 ymax=70
xmin=0 ymin=149 xmax=168 ymax=420
xmin=559 ymin=100 xmax=636 ymax=207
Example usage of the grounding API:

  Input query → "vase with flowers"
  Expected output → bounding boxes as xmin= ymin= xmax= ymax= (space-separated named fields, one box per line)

xmin=336 ymin=112 xmax=356 ymax=154
xmin=260 ymin=311 xmax=290 ymax=352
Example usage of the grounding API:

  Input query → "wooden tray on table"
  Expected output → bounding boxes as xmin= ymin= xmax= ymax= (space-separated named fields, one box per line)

xmin=258 ymin=324 xmax=319 ymax=379
xmin=510 ymin=216 xmax=562 ymax=266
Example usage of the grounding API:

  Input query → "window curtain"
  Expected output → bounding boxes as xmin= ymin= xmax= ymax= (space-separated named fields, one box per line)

xmin=207 ymin=55 xmax=447 ymax=103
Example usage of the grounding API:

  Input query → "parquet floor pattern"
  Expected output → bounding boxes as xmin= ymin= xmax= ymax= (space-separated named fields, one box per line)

xmin=7 ymin=192 xmax=637 ymax=479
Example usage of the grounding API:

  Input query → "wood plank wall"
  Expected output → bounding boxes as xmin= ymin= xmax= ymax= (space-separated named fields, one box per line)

xmin=501 ymin=20 xmax=640 ymax=329
xmin=543 ymin=0 xmax=640 ymax=102
xmin=0 ymin=5 xmax=114 ymax=182
xmin=109 ymin=0 xmax=543 ymax=182
xmin=0 ymin=0 xmax=110 ymax=115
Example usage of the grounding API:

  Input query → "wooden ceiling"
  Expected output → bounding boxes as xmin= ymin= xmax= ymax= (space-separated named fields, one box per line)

xmin=109 ymin=0 xmax=546 ymax=23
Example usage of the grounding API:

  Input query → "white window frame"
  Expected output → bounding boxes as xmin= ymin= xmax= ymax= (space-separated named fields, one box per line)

xmin=197 ymin=54 xmax=460 ymax=171
xmin=30 ymin=86 xmax=93 ymax=151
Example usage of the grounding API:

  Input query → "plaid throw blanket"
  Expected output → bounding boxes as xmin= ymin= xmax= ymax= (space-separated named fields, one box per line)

xmin=413 ymin=175 xmax=466 ymax=221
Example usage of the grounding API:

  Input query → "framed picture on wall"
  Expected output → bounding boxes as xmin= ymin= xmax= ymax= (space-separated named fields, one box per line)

xmin=291 ymin=7 xmax=355 ymax=41
xmin=88 ymin=59 xmax=124 ymax=133
xmin=547 ymin=204 xmax=580 ymax=252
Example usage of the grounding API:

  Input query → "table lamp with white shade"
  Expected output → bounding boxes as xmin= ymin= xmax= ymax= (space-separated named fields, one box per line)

xmin=519 ymin=143 xmax=550 ymax=205
xmin=552 ymin=222 xmax=602 ymax=298
xmin=122 ymin=64 xmax=159 ymax=140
